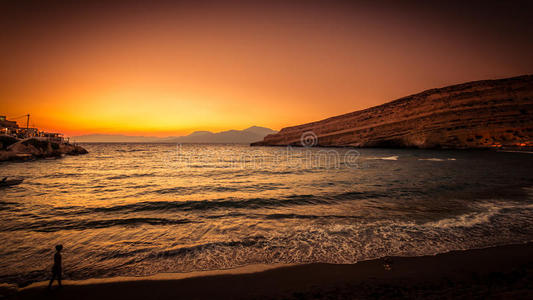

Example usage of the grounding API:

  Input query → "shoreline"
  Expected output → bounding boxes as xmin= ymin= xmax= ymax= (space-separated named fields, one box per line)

xmin=20 ymin=263 xmax=291 ymax=289
xmin=8 ymin=242 xmax=533 ymax=299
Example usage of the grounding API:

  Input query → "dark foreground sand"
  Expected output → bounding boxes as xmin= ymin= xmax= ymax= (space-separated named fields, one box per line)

xmin=6 ymin=243 xmax=533 ymax=299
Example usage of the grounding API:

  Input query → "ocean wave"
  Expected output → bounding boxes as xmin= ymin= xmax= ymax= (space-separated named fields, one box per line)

xmin=39 ymin=191 xmax=389 ymax=217
xmin=145 ymin=237 xmax=267 ymax=260
xmin=135 ymin=182 xmax=288 ymax=196
xmin=39 ymin=172 xmax=84 ymax=179
xmin=423 ymin=202 xmax=533 ymax=229
xmin=423 ymin=210 xmax=497 ymax=228
xmin=150 ymin=186 xmax=239 ymax=195
xmin=106 ymin=173 xmax=155 ymax=180
xmin=418 ymin=158 xmax=456 ymax=161
xmin=261 ymin=213 xmax=361 ymax=220
xmin=498 ymin=150 xmax=533 ymax=154
xmin=5 ymin=217 xmax=197 ymax=232
xmin=90 ymin=196 xmax=329 ymax=213
xmin=115 ymin=149 xmax=148 ymax=153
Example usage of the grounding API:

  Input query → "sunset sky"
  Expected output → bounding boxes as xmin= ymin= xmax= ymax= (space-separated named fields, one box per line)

xmin=1 ymin=0 xmax=532 ymax=137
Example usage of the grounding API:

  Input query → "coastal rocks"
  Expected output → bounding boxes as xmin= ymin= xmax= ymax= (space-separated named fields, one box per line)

xmin=0 ymin=138 xmax=88 ymax=162
xmin=0 ymin=135 xmax=18 ymax=151
xmin=252 ymin=75 xmax=533 ymax=149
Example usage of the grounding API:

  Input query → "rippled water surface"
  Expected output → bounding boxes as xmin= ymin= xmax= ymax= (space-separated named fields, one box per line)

xmin=1 ymin=144 xmax=533 ymax=285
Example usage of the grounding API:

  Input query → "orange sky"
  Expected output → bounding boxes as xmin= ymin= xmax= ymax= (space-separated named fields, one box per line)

xmin=1 ymin=0 xmax=532 ymax=137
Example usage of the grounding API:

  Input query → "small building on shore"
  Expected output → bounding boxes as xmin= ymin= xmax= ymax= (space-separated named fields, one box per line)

xmin=0 ymin=116 xmax=18 ymax=128
xmin=39 ymin=132 xmax=64 ymax=143
xmin=1 ymin=116 xmax=19 ymax=136
xmin=0 ymin=115 xmax=66 ymax=143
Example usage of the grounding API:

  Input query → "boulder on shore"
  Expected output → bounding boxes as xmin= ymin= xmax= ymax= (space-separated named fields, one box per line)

xmin=0 ymin=138 xmax=88 ymax=162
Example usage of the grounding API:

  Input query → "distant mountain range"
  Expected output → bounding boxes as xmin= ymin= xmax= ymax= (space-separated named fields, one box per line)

xmin=72 ymin=126 xmax=277 ymax=143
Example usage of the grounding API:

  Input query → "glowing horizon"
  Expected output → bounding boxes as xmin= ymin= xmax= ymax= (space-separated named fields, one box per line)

xmin=2 ymin=1 xmax=532 ymax=137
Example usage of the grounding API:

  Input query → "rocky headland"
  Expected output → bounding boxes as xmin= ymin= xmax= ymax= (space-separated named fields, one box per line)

xmin=252 ymin=75 xmax=533 ymax=149
xmin=0 ymin=136 xmax=88 ymax=162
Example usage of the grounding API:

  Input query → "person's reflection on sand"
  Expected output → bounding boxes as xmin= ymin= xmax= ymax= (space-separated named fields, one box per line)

xmin=48 ymin=245 xmax=63 ymax=290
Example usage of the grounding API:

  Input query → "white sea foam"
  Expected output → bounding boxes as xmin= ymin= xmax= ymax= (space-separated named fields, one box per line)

xmin=425 ymin=210 xmax=497 ymax=229
xmin=424 ymin=202 xmax=533 ymax=229
xmin=365 ymin=156 xmax=398 ymax=161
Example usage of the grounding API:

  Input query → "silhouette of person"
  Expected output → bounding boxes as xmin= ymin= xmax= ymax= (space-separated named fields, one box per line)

xmin=48 ymin=245 xmax=63 ymax=289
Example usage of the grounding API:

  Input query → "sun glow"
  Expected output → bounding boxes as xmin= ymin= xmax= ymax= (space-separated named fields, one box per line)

xmin=2 ymin=1 xmax=532 ymax=137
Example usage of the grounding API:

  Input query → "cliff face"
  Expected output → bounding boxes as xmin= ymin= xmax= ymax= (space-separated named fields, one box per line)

xmin=252 ymin=75 xmax=533 ymax=149
xmin=0 ymin=138 xmax=88 ymax=161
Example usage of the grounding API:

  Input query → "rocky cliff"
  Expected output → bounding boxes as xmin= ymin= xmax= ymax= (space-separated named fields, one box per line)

xmin=252 ymin=75 xmax=533 ymax=149
xmin=0 ymin=137 xmax=88 ymax=161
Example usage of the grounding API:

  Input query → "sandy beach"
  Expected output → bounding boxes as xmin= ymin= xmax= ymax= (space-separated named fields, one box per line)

xmin=4 ymin=242 xmax=531 ymax=299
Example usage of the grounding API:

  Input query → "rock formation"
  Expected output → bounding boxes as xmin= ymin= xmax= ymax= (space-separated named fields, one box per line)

xmin=0 ymin=138 xmax=88 ymax=161
xmin=252 ymin=75 xmax=533 ymax=149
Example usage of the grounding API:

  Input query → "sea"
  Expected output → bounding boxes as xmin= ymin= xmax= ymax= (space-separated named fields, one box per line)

xmin=1 ymin=143 xmax=533 ymax=286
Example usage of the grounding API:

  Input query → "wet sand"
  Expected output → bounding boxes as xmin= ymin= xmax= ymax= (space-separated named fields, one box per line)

xmin=8 ymin=243 xmax=533 ymax=299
